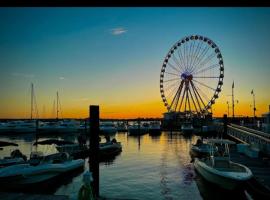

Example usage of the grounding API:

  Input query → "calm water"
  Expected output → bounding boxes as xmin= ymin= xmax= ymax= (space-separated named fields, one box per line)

xmin=0 ymin=132 xmax=247 ymax=200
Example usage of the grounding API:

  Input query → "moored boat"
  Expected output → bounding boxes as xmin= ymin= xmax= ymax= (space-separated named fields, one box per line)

xmin=193 ymin=139 xmax=253 ymax=190
xmin=181 ymin=121 xmax=194 ymax=134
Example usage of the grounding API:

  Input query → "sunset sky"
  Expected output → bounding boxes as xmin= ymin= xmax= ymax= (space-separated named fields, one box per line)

xmin=0 ymin=8 xmax=270 ymax=119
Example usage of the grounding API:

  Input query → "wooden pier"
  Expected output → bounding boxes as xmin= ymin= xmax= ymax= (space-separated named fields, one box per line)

xmin=230 ymin=146 xmax=270 ymax=199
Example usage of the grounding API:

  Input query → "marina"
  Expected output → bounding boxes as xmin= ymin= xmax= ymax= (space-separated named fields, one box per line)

xmin=1 ymin=7 xmax=270 ymax=200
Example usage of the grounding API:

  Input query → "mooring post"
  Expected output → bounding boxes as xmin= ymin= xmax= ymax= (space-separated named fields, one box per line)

xmin=89 ymin=105 xmax=100 ymax=198
xmin=223 ymin=114 xmax=227 ymax=138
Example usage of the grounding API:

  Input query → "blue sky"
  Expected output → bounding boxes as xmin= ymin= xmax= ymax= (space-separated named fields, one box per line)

xmin=0 ymin=8 xmax=270 ymax=118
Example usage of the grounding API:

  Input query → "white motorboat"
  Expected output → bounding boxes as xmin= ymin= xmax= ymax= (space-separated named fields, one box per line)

xmin=194 ymin=139 xmax=253 ymax=190
xmin=100 ymin=121 xmax=117 ymax=135
xmin=181 ymin=121 xmax=194 ymax=134
xmin=0 ymin=152 xmax=84 ymax=189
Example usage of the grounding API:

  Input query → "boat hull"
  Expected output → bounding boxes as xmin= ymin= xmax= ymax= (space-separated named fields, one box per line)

xmin=194 ymin=158 xmax=252 ymax=190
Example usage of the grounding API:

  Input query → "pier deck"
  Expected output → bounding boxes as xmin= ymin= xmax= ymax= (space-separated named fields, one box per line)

xmin=0 ymin=192 xmax=68 ymax=200
xmin=230 ymin=146 xmax=270 ymax=199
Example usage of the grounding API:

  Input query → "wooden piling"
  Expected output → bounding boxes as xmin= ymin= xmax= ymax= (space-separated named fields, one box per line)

xmin=89 ymin=105 xmax=100 ymax=198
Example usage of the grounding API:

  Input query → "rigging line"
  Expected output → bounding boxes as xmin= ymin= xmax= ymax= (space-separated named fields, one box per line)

xmin=191 ymin=44 xmax=210 ymax=73
xmin=174 ymin=81 xmax=184 ymax=111
xmin=188 ymin=87 xmax=198 ymax=113
xmin=190 ymin=81 xmax=207 ymax=109
xmin=192 ymin=79 xmax=216 ymax=91
xmin=177 ymin=45 xmax=186 ymax=71
xmin=188 ymin=41 xmax=201 ymax=73
xmin=195 ymin=52 xmax=216 ymax=73
xmin=193 ymin=63 xmax=220 ymax=75
xmin=172 ymin=52 xmax=185 ymax=72
xmin=190 ymin=82 xmax=203 ymax=112
xmin=167 ymin=61 xmax=181 ymax=74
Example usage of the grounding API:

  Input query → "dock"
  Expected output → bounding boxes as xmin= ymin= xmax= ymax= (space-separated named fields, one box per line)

xmin=0 ymin=192 xmax=68 ymax=200
xmin=230 ymin=146 xmax=270 ymax=199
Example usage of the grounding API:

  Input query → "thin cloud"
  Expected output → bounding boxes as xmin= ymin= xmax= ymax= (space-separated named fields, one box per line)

xmin=11 ymin=73 xmax=35 ymax=78
xmin=59 ymin=77 xmax=65 ymax=80
xmin=110 ymin=27 xmax=127 ymax=35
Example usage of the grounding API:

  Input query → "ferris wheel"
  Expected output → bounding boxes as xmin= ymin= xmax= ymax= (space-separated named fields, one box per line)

xmin=160 ymin=35 xmax=224 ymax=116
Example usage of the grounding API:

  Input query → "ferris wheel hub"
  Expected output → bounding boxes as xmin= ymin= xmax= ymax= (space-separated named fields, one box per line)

xmin=181 ymin=73 xmax=193 ymax=81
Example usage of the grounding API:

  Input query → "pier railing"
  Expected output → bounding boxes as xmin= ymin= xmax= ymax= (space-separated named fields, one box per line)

xmin=227 ymin=123 xmax=270 ymax=155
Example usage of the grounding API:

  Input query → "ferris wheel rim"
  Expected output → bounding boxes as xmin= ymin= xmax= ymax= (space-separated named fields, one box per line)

xmin=160 ymin=34 xmax=224 ymax=115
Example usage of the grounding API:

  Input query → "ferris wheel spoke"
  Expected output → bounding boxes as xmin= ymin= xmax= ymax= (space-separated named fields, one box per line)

xmin=178 ymin=85 xmax=187 ymax=112
xmin=172 ymin=53 xmax=185 ymax=72
xmin=195 ymin=52 xmax=216 ymax=72
xmin=192 ymin=79 xmax=216 ymax=91
xmin=163 ymin=77 xmax=180 ymax=83
xmin=177 ymin=46 xmax=186 ymax=71
xmin=189 ymin=41 xmax=203 ymax=73
xmin=164 ymin=71 xmax=180 ymax=77
xmin=193 ymin=63 xmax=220 ymax=75
xmin=193 ymin=76 xmax=220 ymax=79
xmin=191 ymin=45 xmax=211 ymax=73
xmin=195 ymin=83 xmax=211 ymax=103
xmin=187 ymin=40 xmax=197 ymax=72
xmin=187 ymin=86 xmax=192 ymax=113
xmin=167 ymin=62 xmax=181 ymax=74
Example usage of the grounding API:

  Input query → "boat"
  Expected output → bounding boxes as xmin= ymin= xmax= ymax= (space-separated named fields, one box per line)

xmin=56 ymin=138 xmax=122 ymax=160
xmin=181 ymin=121 xmax=194 ymax=134
xmin=0 ymin=152 xmax=84 ymax=190
xmin=116 ymin=122 xmax=128 ymax=132
xmin=100 ymin=121 xmax=117 ymax=135
xmin=194 ymin=139 xmax=253 ymax=190
xmin=0 ymin=120 xmax=37 ymax=134
xmin=128 ymin=122 xmax=148 ymax=136
xmin=190 ymin=138 xmax=218 ymax=159
xmin=148 ymin=121 xmax=161 ymax=135
xmin=0 ymin=149 xmax=27 ymax=168
xmin=38 ymin=120 xmax=80 ymax=134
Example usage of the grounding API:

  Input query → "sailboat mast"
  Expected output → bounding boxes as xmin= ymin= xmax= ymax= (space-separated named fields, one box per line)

xmin=56 ymin=91 xmax=59 ymax=120
xmin=31 ymin=83 xmax=34 ymax=120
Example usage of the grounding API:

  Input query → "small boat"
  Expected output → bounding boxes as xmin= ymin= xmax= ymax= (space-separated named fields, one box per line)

xmin=148 ymin=121 xmax=161 ymax=135
xmin=0 ymin=149 xmax=27 ymax=168
xmin=100 ymin=122 xmax=117 ymax=135
xmin=194 ymin=139 xmax=253 ymax=190
xmin=0 ymin=152 xmax=84 ymax=190
xmin=190 ymin=138 xmax=218 ymax=159
xmin=116 ymin=122 xmax=128 ymax=132
xmin=38 ymin=120 xmax=80 ymax=134
xmin=0 ymin=120 xmax=37 ymax=134
xmin=181 ymin=121 xmax=194 ymax=134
